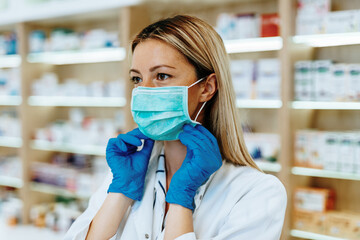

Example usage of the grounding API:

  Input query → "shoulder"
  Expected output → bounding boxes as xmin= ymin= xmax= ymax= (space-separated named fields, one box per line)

xmin=209 ymin=161 xmax=287 ymax=204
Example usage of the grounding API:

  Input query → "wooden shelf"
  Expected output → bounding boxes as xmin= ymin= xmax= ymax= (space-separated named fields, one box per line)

xmin=31 ymin=182 xmax=91 ymax=199
xmin=291 ymin=101 xmax=360 ymax=110
xmin=0 ymin=0 xmax=140 ymax=26
xmin=31 ymin=140 xmax=106 ymax=156
xmin=0 ymin=136 xmax=22 ymax=148
xmin=224 ymin=36 xmax=282 ymax=53
xmin=0 ymin=96 xmax=22 ymax=106
xmin=293 ymin=32 xmax=360 ymax=48
xmin=290 ymin=229 xmax=347 ymax=240
xmin=0 ymin=176 xmax=23 ymax=188
xmin=27 ymin=48 xmax=126 ymax=65
xmin=255 ymin=161 xmax=281 ymax=173
xmin=28 ymin=96 xmax=126 ymax=107
xmin=292 ymin=167 xmax=360 ymax=181
xmin=0 ymin=54 xmax=21 ymax=68
xmin=236 ymin=99 xmax=282 ymax=109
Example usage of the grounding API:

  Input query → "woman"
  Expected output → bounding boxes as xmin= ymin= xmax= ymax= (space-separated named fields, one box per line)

xmin=64 ymin=15 xmax=287 ymax=240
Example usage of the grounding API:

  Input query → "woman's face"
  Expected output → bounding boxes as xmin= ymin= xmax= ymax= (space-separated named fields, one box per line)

xmin=130 ymin=39 xmax=205 ymax=121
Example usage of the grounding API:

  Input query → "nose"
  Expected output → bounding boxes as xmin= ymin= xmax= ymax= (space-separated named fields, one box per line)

xmin=139 ymin=77 xmax=155 ymax=88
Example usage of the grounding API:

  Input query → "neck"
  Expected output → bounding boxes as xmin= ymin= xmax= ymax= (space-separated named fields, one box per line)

xmin=164 ymin=140 xmax=187 ymax=177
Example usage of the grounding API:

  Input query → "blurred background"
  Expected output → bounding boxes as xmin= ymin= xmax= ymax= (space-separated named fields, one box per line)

xmin=0 ymin=0 xmax=360 ymax=239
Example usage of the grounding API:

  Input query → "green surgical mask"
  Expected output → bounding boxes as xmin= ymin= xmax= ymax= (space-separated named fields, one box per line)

xmin=131 ymin=77 xmax=207 ymax=141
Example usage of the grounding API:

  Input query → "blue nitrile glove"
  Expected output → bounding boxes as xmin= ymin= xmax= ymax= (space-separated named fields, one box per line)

xmin=165 ymin=124 xmax=223 ymax=210
xmin=106 ymin=128 xmax=155 ymax=201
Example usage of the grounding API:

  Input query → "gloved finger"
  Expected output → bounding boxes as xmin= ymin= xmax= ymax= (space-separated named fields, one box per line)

xmin=183 ymin=124 xmax=214 ymax=151
xmin=127 ymin=128 xmax=151 ymax=140
xmin=181 ymin=132 xmax=222 ymax=171
xmin=140 ymin=139 xmax=155 ymax=156
xmin=194 ymin=124 xmax=219 ymax=148
xmin=119 ymin=133 xmax=143 ymax=147
xmin=106 ymin=138 xmax=118 ymax=152
xmin=178 ymin=131 xmax=206 ymax=153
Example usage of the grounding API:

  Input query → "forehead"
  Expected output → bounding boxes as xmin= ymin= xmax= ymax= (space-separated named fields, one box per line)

xmin=131 ymin=39 xmax=190 ymax=68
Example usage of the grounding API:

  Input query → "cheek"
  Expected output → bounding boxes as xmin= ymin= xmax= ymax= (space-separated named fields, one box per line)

xmin=187 ymin=87 xmax=201 ymax=117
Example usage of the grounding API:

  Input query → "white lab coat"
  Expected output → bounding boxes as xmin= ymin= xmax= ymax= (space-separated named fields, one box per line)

xmin=64 ymin=141 xmax=287 ymax=240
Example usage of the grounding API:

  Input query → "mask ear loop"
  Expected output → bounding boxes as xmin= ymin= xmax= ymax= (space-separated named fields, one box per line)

xmin=188 ymin=76 xmax=207 ymax=88
xmin=194 ymin=101 xmax=207 ymax=122
xmin=188 ymin=76 xmax=208 ymax=123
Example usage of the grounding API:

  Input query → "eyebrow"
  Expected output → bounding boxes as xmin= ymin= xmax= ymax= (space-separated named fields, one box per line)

xmin=129 ymin=64 xmax=176 ymax=74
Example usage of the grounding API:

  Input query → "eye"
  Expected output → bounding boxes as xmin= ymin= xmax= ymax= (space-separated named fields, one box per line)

xmin=157 ymin=73 xmax=171 ymax=81
xmin=130 ymin=76 xmax=142 ymax=84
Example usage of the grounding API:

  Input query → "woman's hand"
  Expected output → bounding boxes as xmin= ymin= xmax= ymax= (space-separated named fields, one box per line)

xmin=106 ymin=128 xmax=154 ymax=201
xmin=165 ymin=124 xmax=223 ymax=210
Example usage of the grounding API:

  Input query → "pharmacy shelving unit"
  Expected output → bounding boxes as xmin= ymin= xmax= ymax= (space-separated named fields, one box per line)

xmin=2 ymin=0 xmax=360 ymax=239
xmin=287 ymin=0 xmax=360 ymax=239
xmin=0 ymin=0 xmax=150 ymax=232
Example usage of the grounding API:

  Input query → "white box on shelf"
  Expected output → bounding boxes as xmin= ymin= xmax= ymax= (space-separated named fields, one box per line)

xmin=295 ymin=130 xmax=311 ymax=167
xmin=296 ymin=16 xmax=326 ymax=35
xmin=296 ymin=0 xmax=331 ymax=18
xmin=355 ymin=133 xmax=360 ymax=175
xmin=332 ymin=64 xmax=348 ymax=101
xmin=322 ymin=132 xmax=340 ymax=172
xmin=230 ymin=59 xmax=254 ymax=99
xmin=244 ymin=133 xmax=280 ymax=161
xmin=255 ymin=58 xmax=280 ymax=100
xmin=234 ymin=13 xmax=259 ymax=39
xmin=348 ymin=64 xmax=360 ymax=101
xmin=338 ymin=132 xmax=356 ymax=174
xmin=325 ymin=10 xmax=358 ymax=34
xmin=308 ymin=131 xmax=324 ymax=169
xmin=296 ymin=0 xmax=330 ymax=35
xmin=294 ymin=61 xmax=313 ymax=101
xmin=313 ymin=60 xmax=333 ymax=101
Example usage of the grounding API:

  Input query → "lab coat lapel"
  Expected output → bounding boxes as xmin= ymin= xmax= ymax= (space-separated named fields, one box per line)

xmin=193 ymin=170 xmax=217 ymax=213
xmin=133 ymin=141 xmax=163 ymax=240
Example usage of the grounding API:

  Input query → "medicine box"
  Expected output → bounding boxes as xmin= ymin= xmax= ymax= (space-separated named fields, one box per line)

xmin=322 ymin=132 xmax=339 ymax=172
xmin=297 ymin=0 xmax=331 ymax=17
xmin=348 ymin=64 xmax=360 ymax=101
xmin=325 ymin=10 xmax=358 ymax=34
xmin=294 ymin=61 xmax=313 ymax=101
xmin=338 ymin=132 xmax=356 ymax=174
xmin=325 ymin=211 xmax=360 ymax=239
xmin=293 ymin=210 xmax=327 ymax=235
xmin=294 ymin=187 xmax=335 ymax=213
xmin=331 ymin=64 xmax=348 ymax=101
xmin=313 ymin=60 xmax=333 ymax=101
xmin=255 ymin=58 xmax=280 ymax=100
xmin=260 ymin=13 xmax=279 ymax=37
xmin=356 ymin=133 xmax=360 ymax=175
xmin=230 ymin=60 xmax=254 ymax=99
xmin=307 ymin=131 xmax=324 ymax=169
xmin=294 ymin=130 xmax=311 ymax=167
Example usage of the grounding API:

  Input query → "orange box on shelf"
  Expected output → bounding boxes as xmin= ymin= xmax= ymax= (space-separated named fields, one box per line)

xmin=260 ymin=13 xmax=280 ymax=37
xmin=292 ymin=210 xmax=327 ymax=234
xmin=326 ymin=211 xmax=360 ymax=240
xmin=294 ymin=187 xmax=335 ymax=213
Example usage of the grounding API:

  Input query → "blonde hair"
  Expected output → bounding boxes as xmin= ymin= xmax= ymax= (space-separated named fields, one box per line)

xmin=131 ymin=15 xmax=261 ymax=171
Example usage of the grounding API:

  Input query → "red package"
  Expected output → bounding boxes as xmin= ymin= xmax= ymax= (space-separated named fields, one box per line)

xmin=261 ymin=13 xmax=280 ymax=37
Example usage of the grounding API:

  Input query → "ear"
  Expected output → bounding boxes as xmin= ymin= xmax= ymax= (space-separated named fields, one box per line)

xmin=199 ymin=73 xmax=217 ymax=102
